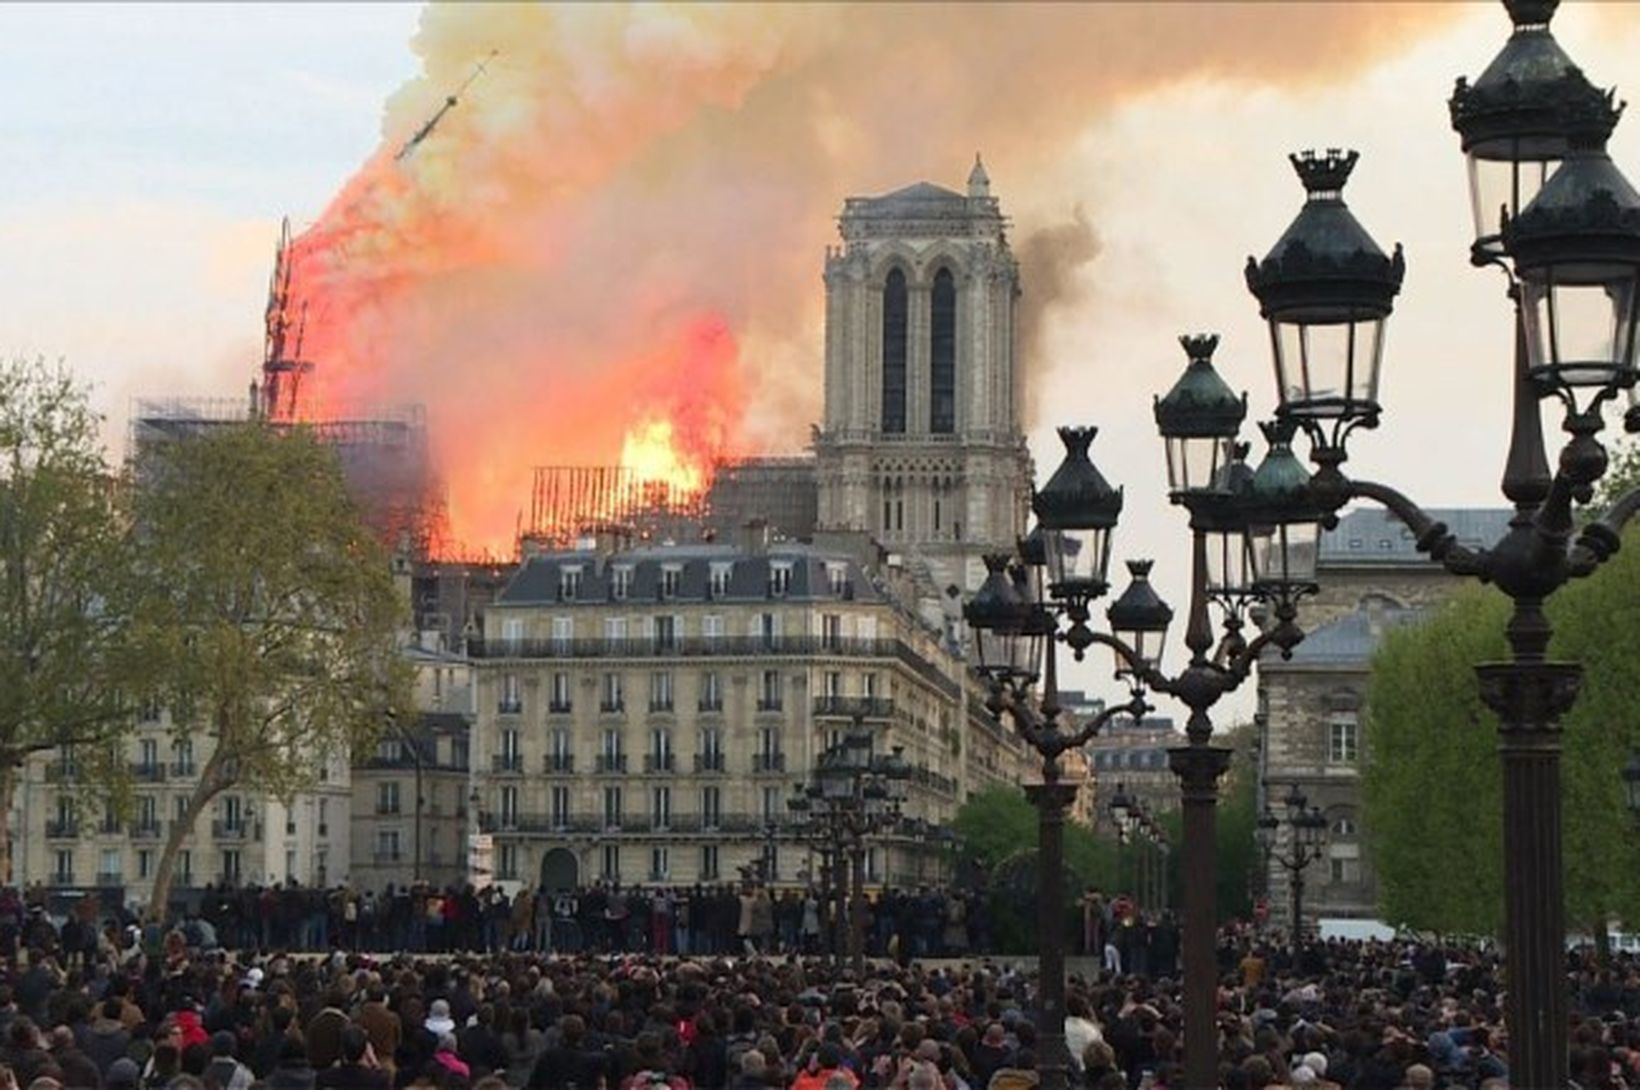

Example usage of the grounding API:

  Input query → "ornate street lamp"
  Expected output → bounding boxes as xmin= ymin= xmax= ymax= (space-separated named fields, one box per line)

xmin=1450 ymin=0 xmax=1615 ymax=261
xmin=1106 ymin=561 xmax=1173 ymax=684
xmin=1256 ymin=786 xmax=1328 ymax=956
xmin=1034 ymin=426 xmax=1123 ymax=650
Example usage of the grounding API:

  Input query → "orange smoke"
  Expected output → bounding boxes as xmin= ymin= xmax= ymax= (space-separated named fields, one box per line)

xmin=275 ymin=2 xmax=1460 ymax=553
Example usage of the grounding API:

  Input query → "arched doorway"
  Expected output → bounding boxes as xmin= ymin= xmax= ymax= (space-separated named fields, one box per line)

xmin=539 ymin=848 xmax=578 ymax=892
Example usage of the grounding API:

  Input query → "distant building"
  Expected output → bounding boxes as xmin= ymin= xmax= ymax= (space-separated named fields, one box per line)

xmin=1082 ymin=706 xmax=1184 ymax=831
xmin=465 ymin=529 xmax=1030 ymax=891
xmin=813 ymin=159 xmax=1034 ymax=608
xmin=1257 ymin=507 xmax=1511 ymax=926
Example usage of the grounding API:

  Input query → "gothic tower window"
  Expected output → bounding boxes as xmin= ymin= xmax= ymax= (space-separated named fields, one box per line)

xmin=930 ymin=267 xmax=956 ymax=434
xmin=882 ymin=269 xmax=908 ymax=434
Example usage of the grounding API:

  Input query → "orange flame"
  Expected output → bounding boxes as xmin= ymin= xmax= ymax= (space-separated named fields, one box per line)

xmin=620 ymin=418 xmax=708 ymax=496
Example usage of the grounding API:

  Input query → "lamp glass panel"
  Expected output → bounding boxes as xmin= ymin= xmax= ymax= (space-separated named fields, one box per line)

xmin=1521 ymin=270 xmax=1640 ymax=387
xmin=1467 ymin=148 xmax=1554 ymax=243
xmin=1272 ymin=316 xmax=1384 ymax=414
xmin=1047 ymin=526 xmax=1112 ymax=592
xmin=1254 ymin=521 xmax=1319 ymax=588
xmin=1166 ymin=435 xmax=1227 ymax=494
xmin=1205 ymin=526 xmax=1262 ymax=597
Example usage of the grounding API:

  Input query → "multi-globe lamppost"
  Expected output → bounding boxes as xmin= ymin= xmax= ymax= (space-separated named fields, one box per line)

xmin=969 ymin=2 xmax=1640 ymax=1084
xmin=786 ymin=728 xmax=911 ymax=978
xmin=1254 ymin=784 xmax=1327 ymax=956
xmin=1107 ymin=783 xmax=1169 ymax=917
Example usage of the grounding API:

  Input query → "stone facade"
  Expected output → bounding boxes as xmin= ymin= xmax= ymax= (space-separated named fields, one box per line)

xmin=1083 ymin=712 xmax=1185 ymax=833
xmin=349 ymin=639 xmax=475 ymax=894
xmin=1256 ymin=507 xmax=1511 ymax=926
xmin=813 ymin=160 xmax=1033 ymax=604
xmin=467 ymin=532 xmax=1031 ymax=893
xmin=15 ymin=718 xmax=351 ymax=907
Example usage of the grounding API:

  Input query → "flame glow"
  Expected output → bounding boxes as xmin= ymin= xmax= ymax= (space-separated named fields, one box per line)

xmin=620 ymin=418 xmax=708 ymax=497
xmin=270 ymin=3 xmax=1456 ymax=554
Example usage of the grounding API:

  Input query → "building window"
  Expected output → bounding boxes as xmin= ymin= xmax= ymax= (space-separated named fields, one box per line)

xmin=499 ymin=786 xmax=519 ymax=828
xmin=650 ymin=672 xmax=674 ymax=712
xmin=550 ymin=672 xmax=572 ymax=713
xmin=612 ymin=565 xmax=632 ymax=601
xmin=700 ymin=844 xmax=719 ymax=881
xmin=98 ymin=848 xmax=121 ymax=885
xmin=497 ymin=843 xmax=518 ymax=881
xmin=701 ymin=786 xmax=722 ymax=829
xmin=551 ymin=616 xmax=573 ymax=653
xmin=653 ymin=615 xmax=678 ymax=652
xmin=660 ymin=565 xmax=682 ymax=600
xmin=550 ymin=786 xmax=570 ymax=829
xmin=601 ymin=673 xmax=624 ymax=713
xmin=821 ymin=615 xmax=842 ymax=650
xmin=138 ymin=850 xmax=152 ymax=880
xmin=757 ymin=612 xmax=781 ymax=649
xmin=882 ymin=268 xmax=907 ymax=433
xmin=499 ymin=673 xmax=521 ymax=714
xmin=604 ymin=616 xmax=627 ymax=649
xmin=650 ymin=846 xmax=670 ymax=881
xmin=54 ymin=850 xmax=74 ymax=885
xmin=221 ymin=849 xmax=241 ymax=885
xmin=762 ymin=785 xmax=780 ymax=822
xmin=759 ymin=670 xmax=782 ymax=711
xmin=603 ymin=787 xmax=623 ymax=830
xmin=549 ymin=729 xmax=572 ymax=772
xmin=600 ymin=728 xmax=623 ymax=770
xmin=1328 ymin=716 xmax=1359 ymax=764
xmin=930 ymin=267 xmax=957 ymax=433
xmin=769 ymin=563 xmax=792 ymax=597
xmin=699 ymin=672 xmax=722 ymax=712
xmin=601 ymin=845 xmax=620 ymax=881
xmin=285 ymin=849 xmax=296 ymax=881
xmin=826 ymin=563 xmax=849 ymax=597
xmin=376 ymin=830 xmax=401 ymax=861
xmin=652 ymin=787 xmax=671 ymax=831
xmin=702 ymin=614 xmax=723 ymax=644
xmin=863 ymin=671 xmax=879 ymax=696
xmin=318 ymin=799 xmax=329 ymax=837
xmin=824 ymin=670 xmax=843 ymax=699
xmin=178 ymin=850 xmax=192 ymax=887
xmin=377 ymin=782 xmax=401 ymax=815
xmin=1330 ymin=856 xmax=1362 ymax=884
xmin=709 ymin=564 xmax=733 ymax=599
xmin=172 ymin=739 xmax=194 ymax=777
xmin=1332 ymin=815 xmax=1358 ymax=837
xmin=559 ymin=566 xmax=582 ymax=601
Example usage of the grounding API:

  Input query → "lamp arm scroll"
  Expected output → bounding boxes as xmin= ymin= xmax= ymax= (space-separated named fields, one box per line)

xmin=1064 ymin=693 xmax=1152 ymax=751
xmin=1569 ymin=484 xmax=1640 ymax=577
xmin=1343 ymin=478 xmax=1492 ymax=579
xmin=1079 ymin=630 xmax=1171 ymax=695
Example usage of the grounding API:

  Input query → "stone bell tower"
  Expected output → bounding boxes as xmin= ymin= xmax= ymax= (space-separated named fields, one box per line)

xmin=813 ymin=156 xmax=1034 ymax=599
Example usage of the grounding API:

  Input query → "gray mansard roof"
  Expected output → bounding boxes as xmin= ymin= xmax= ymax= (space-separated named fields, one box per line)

xmin=1318 ymin=507 xmax=1511 ymax=568
xmin=495 ymin=543 xmax=882 ymax=607
xmin=1277 ymin=603 xmax=1422 ymax=668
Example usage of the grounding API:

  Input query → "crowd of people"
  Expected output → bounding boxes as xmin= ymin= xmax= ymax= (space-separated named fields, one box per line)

xmin=3 ymin=878 xmax=1640 ymax=1090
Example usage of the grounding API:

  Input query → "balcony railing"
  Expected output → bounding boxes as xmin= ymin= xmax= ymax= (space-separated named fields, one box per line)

xmin=543 ymin=754 xmax=574 ymax=774
xmin=95 ymin=871 xmax=123 ymax=887
xmin=211 ymin=820 xmax=250 ymax=841
xmin=52 ymin=871 xmax=74 ymax=886
xmin=130 ymin=761 xmax=167 ymax=782
xmin=497 ymin=699 xmax=523 ymax=715
xmin=375 ymin=802 xmax=402 ymax=816
xmin=468 ymin=636 xmax=960 ymax=698
xmin=46 ymin=819 xmax=78 ymax=839
xmin=812 ymin=696 xmax=896 ymax=720
xmin=547 ymin=700 xmax=573 ymax=714
xmin=599 ymin=700 xmax=626 ymax=714
xmin=694 ymin=753 xmax=725 ymax=773
xmin=492 ymin=754 xmax=524 ymax=774
xmin=752 ymin=753 xmax=786 ymax=774
xmin=132 ymin=818 xmax=163 ymax=840
xmin=595 ymin=754 xmax=627 ymax=773
xmin=648 ymin=700 xmax=675 ymax=714
xmin=756 ymin=698 xmax=784 ymax=713
xmin=698 ymin=697 xmax=723 ymax=713
xmin=169 ymin=761 xmax=196 ymax=778
xmin=643 ymin=753 xmax=675 ymax=773
xmin=97 ymin=819 xmax=122 ymax=836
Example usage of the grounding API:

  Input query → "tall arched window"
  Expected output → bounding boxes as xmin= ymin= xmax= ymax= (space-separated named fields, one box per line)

xmin=930 ymin=268 xmax=956 ymax=433
xmin=882 ymin=269 xmax=908 ymax=434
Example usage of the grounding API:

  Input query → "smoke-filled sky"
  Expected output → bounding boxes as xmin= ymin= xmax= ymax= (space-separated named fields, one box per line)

xmin=5 ymin=2 xmax=1640 ymax=711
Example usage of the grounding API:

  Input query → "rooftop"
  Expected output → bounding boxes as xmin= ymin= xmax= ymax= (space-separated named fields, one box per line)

xmin=1318 ymin=507 xmax=1511 ymax=567
xmin=1274 ymin=601 xmax=1423 ymax=667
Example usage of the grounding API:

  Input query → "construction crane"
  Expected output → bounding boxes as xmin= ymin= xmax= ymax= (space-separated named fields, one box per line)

xmin=395 ymin=50 xmax=499 ymax=163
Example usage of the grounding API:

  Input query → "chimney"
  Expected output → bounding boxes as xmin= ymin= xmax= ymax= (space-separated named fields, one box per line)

xmin=740 ymin=518 xmax=770 ymax=556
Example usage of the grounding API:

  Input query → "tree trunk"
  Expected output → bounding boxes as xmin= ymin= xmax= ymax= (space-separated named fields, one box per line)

xmin=145 ymin=749 xmax=231 ymax=924
xmin=1595 ymin=917 xmax=1612 ymax=969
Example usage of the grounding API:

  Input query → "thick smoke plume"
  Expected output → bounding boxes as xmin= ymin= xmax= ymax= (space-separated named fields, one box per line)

xmin=283 ymin=2 xmax=1453 ymax=550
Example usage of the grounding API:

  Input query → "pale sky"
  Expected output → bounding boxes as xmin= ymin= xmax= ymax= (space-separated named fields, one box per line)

xmin=5 ymin=2 xmax=1640 ymax=717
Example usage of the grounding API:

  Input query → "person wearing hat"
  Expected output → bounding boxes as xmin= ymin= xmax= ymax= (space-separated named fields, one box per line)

xmin=105 ymin=1059 xmax=140 ymax=1090
xmin=202 ymin=1031 xmax=252 ymax=1090
xmin=424 ymin=1001 xmax=456 ymax=1041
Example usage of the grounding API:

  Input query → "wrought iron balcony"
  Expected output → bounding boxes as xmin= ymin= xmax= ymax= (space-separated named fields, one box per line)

xmin=599 ymin=700 xmax=626 ymax=715
xmin=752 ymin=753 xmax=786 ymax=774
xmin=491 ymin=754 xmax=524 ymax=774
xmin=543 ymin=754 xmax=574 ymax=774
xmin=130 ymin=762 xmax=167 ymax=782
xmin=547 ymin=700 xmax=573 ymax=714
xmin=595 ymin=754 xmax=627 ymax=773
xmin=756 ymin=698 xmax=784 ymax=713
xmin=46 ymin=819 xmax=78 ymax=839
xmin=694 ymin=753 xmax=725 ymax=773
xmin=132 ymin=818 xmax=163 ymax=840
xmin=812 ymin=696 xmax=896 ymax=721
xmin=497 ymin=699 xmax=523 ymax=715
xmin=643 ymin=753 xmax=675 ymax=773
xmin=211 ymin=820 xmax=251 ymax=841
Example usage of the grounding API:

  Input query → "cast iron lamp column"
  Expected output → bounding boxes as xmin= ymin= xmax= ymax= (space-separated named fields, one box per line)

xmin=1226 ymin=5 xmax=1640 ymax=1082
xmin=1254 ymin=785 xmax=1328 ymax=958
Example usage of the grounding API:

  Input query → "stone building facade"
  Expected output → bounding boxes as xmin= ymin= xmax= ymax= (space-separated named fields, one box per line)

xmin=466 ymin=530 xmax=1030 ymax=893
xmin=14 ymin=718 xmax=352 ymax=907
xmin=1084 ymin=713 xmax=1185 ymax=833
xmin=813 ymin=159 xmax=1033 ymax=605
xmin=1257 ymin=507 xmax=1510 ymax=926
xmin=349 ymin=639 xmax=475 ymax=894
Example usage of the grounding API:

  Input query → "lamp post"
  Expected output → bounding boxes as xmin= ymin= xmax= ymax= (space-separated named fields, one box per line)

xmin=787 ymin=726 xmax=910 ymax=977
xmin=1254 ymin=785 xmax=1328 ymax=957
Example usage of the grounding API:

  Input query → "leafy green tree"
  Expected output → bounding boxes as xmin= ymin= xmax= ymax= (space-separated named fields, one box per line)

xmin=1362 ymin=534 xmax=1640 ymax=936
xmin=130 ymin=422 xmax=412 ymax=918
xmin=0 ymin=358 xmax=135 ymax=883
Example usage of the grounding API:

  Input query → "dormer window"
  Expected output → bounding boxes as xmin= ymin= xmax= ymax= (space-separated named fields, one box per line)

xmin=769 ymin=562 xmax=793 ymax=598
xmin=826 ymin=563 xmax=849 ymax=597
xmin=660 ymin=564 xmax=682 ymax=600
xmin=611 ymin=566 xmax=632 ymax=601
xmin=709 ymin=563 xmax=732 ymax=599
xmin=560 ymin=566 xmax=582 ymax=601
